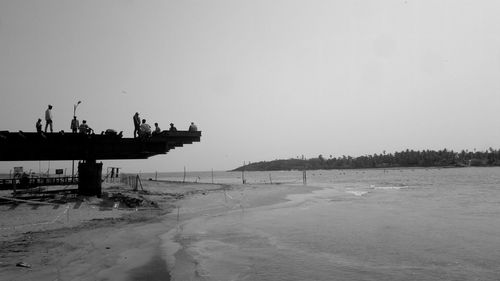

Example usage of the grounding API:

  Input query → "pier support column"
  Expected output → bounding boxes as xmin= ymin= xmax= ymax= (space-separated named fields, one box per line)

xmin=78 ymin=159 xmax=102 ymax=196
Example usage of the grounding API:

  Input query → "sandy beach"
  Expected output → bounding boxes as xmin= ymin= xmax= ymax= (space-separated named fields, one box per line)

xmin=0 ymin=180 xmax=233 ymax=280
xmin=0 ymin=179 xmax=305 ymax=281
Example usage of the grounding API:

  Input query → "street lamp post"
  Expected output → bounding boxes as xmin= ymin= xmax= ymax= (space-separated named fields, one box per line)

xmin=73 ymin=100 xmax=81 ymax=117
xmin=72 ymin=101 xmax=82 ymax=180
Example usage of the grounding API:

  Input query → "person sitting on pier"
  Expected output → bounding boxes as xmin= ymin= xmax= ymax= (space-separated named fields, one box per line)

xmin=169 ymin=123 xmax=177 ymax=132
xmin=152 ymin=123 xmax=161 ymax=136
xmin=70 ymin=116 xmax=79 ymax=133
xmin=36 ymin=118 xmax=42 ymax=133
xmin=188 ymin=122 xmax=198 ymax=132
xmin=139 ymin=119 xmax=152 ymax=138
xmin=104 ymin=129 xmax=117 ymax=136
xmin=79 ymin=120 xmax=93 ymax=135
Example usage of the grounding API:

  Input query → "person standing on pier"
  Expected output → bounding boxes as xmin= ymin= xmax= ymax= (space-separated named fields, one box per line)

xmin=44 ymin=105 xmax=53 ymax=133
xmin=70 ymin=116 xmax=79 ymax=133
xmin=133 ymin=112 xmax=140 ymax=138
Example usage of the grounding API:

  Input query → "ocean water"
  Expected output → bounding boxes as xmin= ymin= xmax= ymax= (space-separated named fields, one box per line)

xmin=160 ymin=168 xmax=500 ymax=281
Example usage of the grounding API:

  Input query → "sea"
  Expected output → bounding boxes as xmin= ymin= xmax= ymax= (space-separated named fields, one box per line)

xmin=154 ymin=167 xmax=500 ymax=281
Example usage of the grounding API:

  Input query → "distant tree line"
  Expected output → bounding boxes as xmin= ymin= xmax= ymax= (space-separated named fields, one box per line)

xmin=233 ymin=148 xmax=500 ymax=171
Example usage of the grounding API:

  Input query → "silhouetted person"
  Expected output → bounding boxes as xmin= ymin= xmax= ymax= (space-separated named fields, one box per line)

xmin=133 ymin=112 xmax=140 ymax=138
xmin=169 ymin=123 xmax=177 ymax=132
xmin=139 ymin=119 xmax=151 ymax=138
xmin=105 ymin=129 xmax=117 ymax=136
xmin=188 ymin=122 xmax=198 ymax=132
xmin=45 ymin=105 xmax=53 ymax=133
xmin=70 ymin=116 xmax=79 ymax=133
xmin=152 ymin=122 xmax=161 ymax=136
xmin=79 ymin=120 xmax=92 ymax=134
xmin=36 ymin=118 xmax=42 ymax=133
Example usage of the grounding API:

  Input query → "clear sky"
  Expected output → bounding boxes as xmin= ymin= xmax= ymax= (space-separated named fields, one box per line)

xmin=1 ymin=0 xmax=500 ymax=173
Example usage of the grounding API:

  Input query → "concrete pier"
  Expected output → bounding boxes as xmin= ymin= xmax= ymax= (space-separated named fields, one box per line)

xmin=0 ymin=130 xmax=201 ymax=196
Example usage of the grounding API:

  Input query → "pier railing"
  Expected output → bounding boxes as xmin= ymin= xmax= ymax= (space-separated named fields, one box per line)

xmin=0 ymin=176 xmax=78 ymax=190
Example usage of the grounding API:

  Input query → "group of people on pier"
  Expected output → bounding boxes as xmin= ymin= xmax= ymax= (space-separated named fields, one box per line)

xmin=132 ymin=112 xmax=197 ymax=139
xmin=70 ymin=117 xmax=93 ymax=135
xmin=34 ymin=104 xmax=198 ymax=138
xmin=35 ymin=104 xmax=92 ymax=134
xmin=35 ymin=104 xmax=55 ymax=133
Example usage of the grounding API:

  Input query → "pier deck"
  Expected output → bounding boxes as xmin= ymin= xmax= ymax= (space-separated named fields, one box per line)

xmin=0 ymin=130 xmax=201 ymax=161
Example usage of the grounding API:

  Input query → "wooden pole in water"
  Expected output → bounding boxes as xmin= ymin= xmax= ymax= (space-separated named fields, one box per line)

xmin=138 ymin=176 xmax=143 ymax=191
xmin=302 ymin=155 xmax=307 ymax=185
xmin=211 ymin=169 xmax=214 ymax=184
xmin=155 ymin=171 xmax=157 ymax=181
xmin=242 ymin=161 xmax=245 ymax=184
xmin=183 ymin=166 xmax=186 ymax=183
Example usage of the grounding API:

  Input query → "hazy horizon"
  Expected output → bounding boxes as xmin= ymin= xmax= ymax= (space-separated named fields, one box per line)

xmin=2 ymin=1 xmax=500 ymax=173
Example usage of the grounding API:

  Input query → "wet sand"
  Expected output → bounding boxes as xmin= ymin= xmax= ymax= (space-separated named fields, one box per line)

xmin=0 ymin=181 xmax=233 ymax=281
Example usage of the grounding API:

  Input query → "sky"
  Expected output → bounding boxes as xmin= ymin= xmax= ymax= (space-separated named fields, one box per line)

xmin=1 ymin=0 xmax=500 ymax=173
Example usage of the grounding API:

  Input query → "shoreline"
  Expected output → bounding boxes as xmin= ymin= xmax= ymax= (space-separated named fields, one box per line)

xmin=0 ymin=181 xmax=224 ymax=280
xmin=232 ymin=165 xmax=472 ymax=172
xmin=159 ymin=182 xmax=322 ymax=280
xmin=0 ymin=180 xmax=312 ymax=280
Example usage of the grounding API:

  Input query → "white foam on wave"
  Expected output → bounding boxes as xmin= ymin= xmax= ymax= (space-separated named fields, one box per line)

xmin=285 ymin=187 xmax=342 ymax=203
xmin=345 ymin=190 xmax=369 ymax=196
xmin=370 ymin=185 xmax=408 ymax=190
